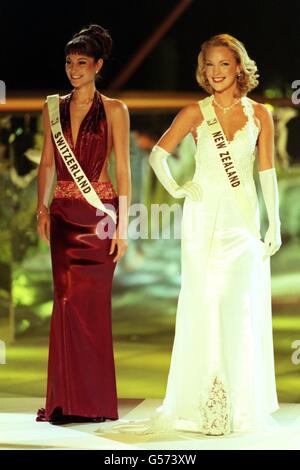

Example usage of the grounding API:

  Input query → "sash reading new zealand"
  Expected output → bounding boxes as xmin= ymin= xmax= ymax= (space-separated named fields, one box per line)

xmin=207 ymin=118 xmax=240 ymax=188
xmin=200 ymin=96 xmax=261 ymax=240
xmin=52 ymin=126 xmax=91 ymax=193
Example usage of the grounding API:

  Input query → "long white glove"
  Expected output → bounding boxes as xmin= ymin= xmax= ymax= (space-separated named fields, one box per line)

xmin=259 ymin=168 xmax=282 ymax=257
xmin=149 ymin=145 xmax=202 ymax=201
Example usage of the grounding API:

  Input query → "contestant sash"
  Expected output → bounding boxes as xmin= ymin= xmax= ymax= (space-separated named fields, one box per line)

xmin=47 ymin=94 xmax=117 ymax=224
xmin=199 ymin=96 xmax=260 ymax=239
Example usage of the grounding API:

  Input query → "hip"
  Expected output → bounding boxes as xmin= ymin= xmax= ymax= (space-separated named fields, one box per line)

xmin=50 ymin=181 xmax=119 ymax=225
xmin=52 ymin=180 xmax=118 ymax=201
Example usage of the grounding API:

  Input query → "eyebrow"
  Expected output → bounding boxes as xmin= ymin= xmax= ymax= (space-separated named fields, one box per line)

xmin=205 ymin=59 xmax=231 ymax=63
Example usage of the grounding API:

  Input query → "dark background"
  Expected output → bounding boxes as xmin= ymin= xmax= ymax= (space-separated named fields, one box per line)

xmin=1 ymin=0 xmax=299 ymax=94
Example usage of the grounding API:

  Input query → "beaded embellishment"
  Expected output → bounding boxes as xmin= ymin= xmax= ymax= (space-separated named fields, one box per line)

xmin=53 ymin=180 xmax=118 ymax=200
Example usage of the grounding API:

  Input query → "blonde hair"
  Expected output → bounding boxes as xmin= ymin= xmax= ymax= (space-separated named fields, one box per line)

xmin=196 ymin=34 xmax=259 ymax=95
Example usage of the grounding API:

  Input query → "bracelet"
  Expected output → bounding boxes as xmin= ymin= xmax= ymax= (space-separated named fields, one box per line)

xmin=36 ymin=207 xmax=49 ymax=219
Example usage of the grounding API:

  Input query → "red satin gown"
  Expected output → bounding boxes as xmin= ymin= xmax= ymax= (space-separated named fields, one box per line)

xmin=37 ymin=90 xmax=119 ymax=421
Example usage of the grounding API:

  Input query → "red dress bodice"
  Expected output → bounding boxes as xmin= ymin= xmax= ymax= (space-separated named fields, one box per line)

xmin=53 ymin=89 xmax=108 ymax=182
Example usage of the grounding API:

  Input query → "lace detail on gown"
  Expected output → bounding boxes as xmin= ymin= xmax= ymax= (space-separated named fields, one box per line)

xmin=230 ymin=98 xmax=260 ymax=182
xmin=199 ymin=377 xmax=231 ymax=435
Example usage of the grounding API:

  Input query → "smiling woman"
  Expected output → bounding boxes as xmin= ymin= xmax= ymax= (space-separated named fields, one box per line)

xmin=196 ymin=33 xmax=259 ymax=97
xmin=36 ymin=24 xmax=131 ymax=425
xmin=146 ymin=33 xmax=281 ymax=436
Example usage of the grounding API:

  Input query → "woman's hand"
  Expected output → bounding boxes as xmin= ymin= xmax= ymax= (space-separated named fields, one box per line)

xmin=37 ymin=208 xmax=50 ymax=245
xmin=109 ymin=227 xmax=128 ymax=262
xmin=264 ymin=224 xmax=282 ymax=257
xmin=173 ymin=181 xmax=203 ymax=201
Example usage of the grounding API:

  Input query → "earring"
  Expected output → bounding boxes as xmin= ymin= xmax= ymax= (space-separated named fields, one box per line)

xmin=237 ymin=73 xmax=241 ymax=79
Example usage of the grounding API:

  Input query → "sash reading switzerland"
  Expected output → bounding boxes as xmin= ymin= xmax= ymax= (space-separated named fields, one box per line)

xmin=47 ymin=94 xmax=116 ymax=223
xmin=52 ymin=126 xmax=92 ymax=194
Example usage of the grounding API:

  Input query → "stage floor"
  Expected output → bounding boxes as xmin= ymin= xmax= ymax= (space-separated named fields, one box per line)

xmin=0 ymin=398 xmax=300 ymax=450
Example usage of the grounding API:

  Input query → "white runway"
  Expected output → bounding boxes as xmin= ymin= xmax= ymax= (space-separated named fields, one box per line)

xmin=0 ymin=398 xmax=300 ymax=450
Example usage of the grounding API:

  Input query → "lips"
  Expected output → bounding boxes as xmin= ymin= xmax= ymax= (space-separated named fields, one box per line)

xmin=212 ymin=77 xmax=225 ymax=83
xmin=71 ymin=75 xmax=82 ymax=80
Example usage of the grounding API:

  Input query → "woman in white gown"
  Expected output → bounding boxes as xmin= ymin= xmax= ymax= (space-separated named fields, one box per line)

xmin=148 ymin=34 xmax=282 ymax=435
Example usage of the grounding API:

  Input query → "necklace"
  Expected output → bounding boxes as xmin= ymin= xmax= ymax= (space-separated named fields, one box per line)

xmin=71 ymin=90 xmax=95 ymax=108
xmin=73 ymin=98 xmax=94 ymax=108
xmin=213 ymin=97 xmax=241 ymax=114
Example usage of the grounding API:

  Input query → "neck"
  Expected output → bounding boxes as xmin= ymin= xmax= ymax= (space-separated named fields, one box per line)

xmin=72 ymin=83 xmax=96 ymax=103
xmin=213 ymin=83 xmax=240 ymax=107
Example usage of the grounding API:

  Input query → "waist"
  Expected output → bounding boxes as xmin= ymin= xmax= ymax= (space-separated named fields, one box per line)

xmin=54 ymin=180 xmax=118 ymax=200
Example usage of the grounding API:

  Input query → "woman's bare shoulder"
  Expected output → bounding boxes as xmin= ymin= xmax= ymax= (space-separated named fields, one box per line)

xmin=100 ymin=94 xmax=128 ymax=112
xmin=176 ymin=102 xmax=203 ymax=120
xmin=247 ymin=98 xmax=273 ymax=135
xmin=180 ymin=101 xmax=204 ymax=129
xmin=247 ymin=98 xmax=271 ymax=118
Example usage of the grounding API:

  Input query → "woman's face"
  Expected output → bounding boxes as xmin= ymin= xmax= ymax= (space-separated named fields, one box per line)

xmin=65 ymin=54 xmax=103 ymax=88
xmin=204 ymin=46 xmax=240 ymax=93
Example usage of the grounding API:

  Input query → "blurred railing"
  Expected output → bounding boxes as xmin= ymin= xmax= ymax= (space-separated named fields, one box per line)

xmin=0 ymin=91 xmax=298 ymax=111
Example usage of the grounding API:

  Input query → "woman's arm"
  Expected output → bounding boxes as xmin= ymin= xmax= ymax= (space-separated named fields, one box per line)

xmin=109 ymin=99 xmax=131 ymax=262
xmin=36 ymin=101 xmax=56 ymax=244
xmin=156 ymin=103 xmax=202 ymax=151
xmin=256 ymin=103 xmax=275 ymax=171
xmin=149 ymin=103 xmax=203 ymax=201
xmin=256 ymin=103 xmax=281 ymax=256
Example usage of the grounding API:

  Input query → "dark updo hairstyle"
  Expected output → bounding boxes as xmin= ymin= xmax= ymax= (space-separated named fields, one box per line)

xmin=65 ymin=24 xmax=112 ymax=77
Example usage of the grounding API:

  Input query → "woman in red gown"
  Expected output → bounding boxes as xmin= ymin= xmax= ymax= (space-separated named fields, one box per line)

xmin=36 ymin=25 xmax=131 ymax=424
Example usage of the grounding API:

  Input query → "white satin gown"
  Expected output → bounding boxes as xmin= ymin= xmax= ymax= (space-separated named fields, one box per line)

xmin=153 ymin=96 xmax=279 ymax=435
